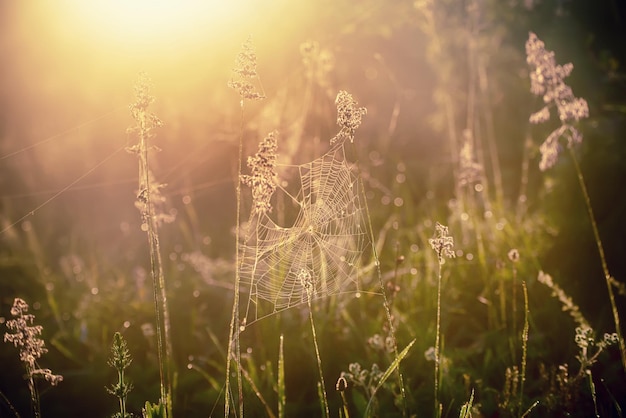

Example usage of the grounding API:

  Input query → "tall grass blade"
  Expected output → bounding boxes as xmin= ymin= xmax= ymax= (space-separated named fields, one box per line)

xmin=459 ymin=389 xmax=474 ymax=418
xmin=365 ymin=338 xmax=416 ymax=416
xmin=278 ymin=334 xmax=286 ymax=418
xmin=569 ymin=148 xmax=626 ymax=371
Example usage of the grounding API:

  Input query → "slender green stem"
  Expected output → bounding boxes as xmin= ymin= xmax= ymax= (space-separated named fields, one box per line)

xmin=27 ymin=368 xmax=41 ymax=418
xmin=306 ymin=295 xmax=329 ymax=418
xmin=225 ymin=104 xmax=245 ymax=417
xmin=278 ymin=334 xmax=286 ymax=418
xmin=118 ymin=369 xmax=126 ymax=417
xmin=139 ymin=114 xmax=173 ymax=416
xmin=434 ymin=262 xmax=442 ymax=418
xmin=518 ymin=281 xmax=529 ymax=418
xmin=569 ymin=148 xmax=626 ymax=371
xmin=0 ymin=389 xmax=21 ymax=418
xmin=354 ymin=143 xmax=407 ymax=416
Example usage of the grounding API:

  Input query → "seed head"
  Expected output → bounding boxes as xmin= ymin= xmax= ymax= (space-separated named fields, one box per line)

xmin=241 ymin=131 xmax=279 ymax=215
xmin=507 ymin=249 xmax=520 ymax=263
xmin=331 ymin=90 xmax=367 ymax=144
xmin=128 ymin=72 xmax=163 ymax=133
xmin=525 ymin=32 xmax=589 ymax=171
xmin=429 ymin=222 xmax=456 ymax=264
xmin=4 ymin=298 xmax=63 ymax=385
xmin=228 ymin=35 xmax=265 ymax=102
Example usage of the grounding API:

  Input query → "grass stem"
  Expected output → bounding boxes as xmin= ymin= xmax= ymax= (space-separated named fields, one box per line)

xmin=569 ymin=148 xmax=626 ymax=371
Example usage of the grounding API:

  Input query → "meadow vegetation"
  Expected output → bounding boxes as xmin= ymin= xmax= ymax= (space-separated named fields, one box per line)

xmin=1 ymin=1 xmax=625 ymax=417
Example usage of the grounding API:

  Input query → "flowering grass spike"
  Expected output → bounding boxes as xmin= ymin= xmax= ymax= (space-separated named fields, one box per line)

xmin=525 ymin=32 xmax=589 ymax=171
xmin=241 ymin=131 xmax=279 ymax=215
xmin=4 ymin=298 xmax=62 ymax=418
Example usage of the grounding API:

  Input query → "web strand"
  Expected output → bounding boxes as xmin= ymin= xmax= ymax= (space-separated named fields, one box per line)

xmin=239 ymin=143 xmax=368 ymax=322
xmin=0 ymin=144 xmax=127 ymax=236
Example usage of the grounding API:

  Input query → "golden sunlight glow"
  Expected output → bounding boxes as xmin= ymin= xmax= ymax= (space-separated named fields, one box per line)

xmin=50 ymin=0 xmax=268 ymax=54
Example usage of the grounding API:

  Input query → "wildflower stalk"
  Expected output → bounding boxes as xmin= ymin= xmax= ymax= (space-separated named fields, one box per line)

xmin=525 ymin=31 xmax=626 ymax=371
xmin=429 ymin=223 xmax=455 ymax=418
xmin=4 ymin=298 xmax=63 ymax=418
xmin=434 ymin=262 xmax=443 ymax=417
xmin=278 ymin=335 xmax=286 ymax=418
xmin=359 ymin=178 xmax=408 ymax=416
xmin=341 ymin=89 xmax=408 ymax=415
xmin=128 ymin=73 xmax=173 ymax=416
xmin=518 ymin=281 xmax=529 ymax=418
xmin=224 ymin=101 xmax=245 ymax=418
xmin=301 ymin=270 xmax=330 ymax=418
xmin=225 ymin=35 xmax=265 ymax=418
xmin=107 ymin=332 xmax=133 ymax=418
xmin=569 ymin=148 xmax=626 ymax=370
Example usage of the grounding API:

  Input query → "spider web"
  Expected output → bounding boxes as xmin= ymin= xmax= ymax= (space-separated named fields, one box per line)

xmin=239 ymin=143 xmax=369 ymax=321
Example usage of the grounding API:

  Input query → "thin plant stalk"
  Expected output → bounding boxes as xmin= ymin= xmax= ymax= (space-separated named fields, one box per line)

xmin=225 ymin=104 xmax=246 ymax=418
xmin=434 ymin=260 xmax=443 ymax=418
xmin=518 ymin=281 xmax=529 ymax=418
xmin=27 ymin=372 xmax=41 ymax=418
xmin=305 ymin=287 xmax=330 ymax=418
xmin=136 ymin=98 xmax=173 ymax=416
xmin=4 ymin=299 xmax=62 ymax=418
xmin=0 ymin=390 xmax=21 ymax=418
xmin=569 ymin=148 xmax=626 ymax=370
xmin=225 ymin=35 xmax=265 ymax=417
xmin=278 ymin=334 xmax=286 ymax=418
xmin=107 ymin=332 xmax=133 ymax=418
xmin=429 ymin=223 xmax=455 ymax=418
xmin=357 ymin=157 xmax=408 ymax=416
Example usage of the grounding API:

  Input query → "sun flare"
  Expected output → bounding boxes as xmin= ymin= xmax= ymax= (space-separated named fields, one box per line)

xmin=58 ymin=0 xmax=260 ymax=47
